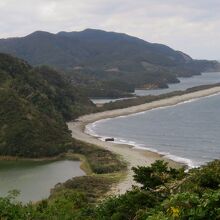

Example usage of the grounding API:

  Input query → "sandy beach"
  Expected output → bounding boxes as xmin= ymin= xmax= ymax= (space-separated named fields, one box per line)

xmin=67 ymin=86 xmax=220 ymax=195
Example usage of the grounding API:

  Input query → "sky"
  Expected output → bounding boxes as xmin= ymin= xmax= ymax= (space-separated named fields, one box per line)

xmin=0 ymin=0 xmax=219 ymax=60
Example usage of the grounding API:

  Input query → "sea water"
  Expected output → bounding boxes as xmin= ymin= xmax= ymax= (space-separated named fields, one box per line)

xmin=86 ymin=93 xmax=220 ymax=168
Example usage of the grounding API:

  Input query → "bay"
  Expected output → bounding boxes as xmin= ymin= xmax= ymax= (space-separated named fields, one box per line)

xmin=87 ymin=93 xmax=220 ymax=167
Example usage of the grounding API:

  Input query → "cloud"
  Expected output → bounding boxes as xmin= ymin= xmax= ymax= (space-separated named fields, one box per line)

xmin=0 ymin=0 xmax=219 ymax=60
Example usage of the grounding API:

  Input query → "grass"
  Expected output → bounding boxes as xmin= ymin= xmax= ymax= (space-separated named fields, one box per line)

xmin=0 ymin=140 xmax=127 ymax=203
xmin=50 ymin=176 xmax=114 ymax=203
xmin=48 ymin=140 xmax=127 ymax=203
xmin=70 ymin=140 xmax=127 ymax=174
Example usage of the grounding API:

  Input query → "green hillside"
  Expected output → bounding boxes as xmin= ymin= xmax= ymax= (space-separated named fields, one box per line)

xmin=0 ymin=53 xmax=94 ymax=157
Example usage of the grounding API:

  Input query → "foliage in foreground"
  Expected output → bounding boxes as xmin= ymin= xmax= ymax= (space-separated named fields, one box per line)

xmin=94 ymin=160 xmax=220 ymax=220
xmin=0 ymin=160 xmax=220 ymax=219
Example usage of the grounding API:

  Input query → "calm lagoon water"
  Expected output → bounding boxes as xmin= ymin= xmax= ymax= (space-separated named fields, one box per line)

xmin=91 ymin=72 xmax=220 ymax=104
xmin=135 ymin=72 xmax=220 ymax=96
xmin=0 ymin=160 xmax=84 ymax=203
xmin=87 ymin=93 xmax=220 ymax=168
xmin=90 ymin=97 xmax=134 ymax=105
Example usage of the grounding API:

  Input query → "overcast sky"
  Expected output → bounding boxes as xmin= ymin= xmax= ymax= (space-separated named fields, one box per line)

xmin=0 ymin=0 xmax=219 ymax=60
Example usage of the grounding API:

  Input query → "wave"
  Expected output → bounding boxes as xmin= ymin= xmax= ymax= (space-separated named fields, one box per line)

xmin=115 ymin=138 xmax=198 ymax=168
xmin=164 ymin=154 xmax=198 ymax=168
xmin=85 ymin=125 xmax=198 ymax=168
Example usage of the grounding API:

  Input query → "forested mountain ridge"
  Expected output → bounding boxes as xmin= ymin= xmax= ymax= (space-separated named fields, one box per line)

xmin=0 ymin=29 xmax=219 ymax=97
xmin=0 ymin=53 xmax=94 ymax=157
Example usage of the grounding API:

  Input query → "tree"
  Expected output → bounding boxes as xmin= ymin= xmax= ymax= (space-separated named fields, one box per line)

xmin=132 ymin=160 xmax=185 ymax=190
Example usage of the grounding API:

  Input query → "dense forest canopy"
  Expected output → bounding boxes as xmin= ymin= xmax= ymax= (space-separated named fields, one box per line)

xmin=0 ymin=53 xmax=94 ymax=157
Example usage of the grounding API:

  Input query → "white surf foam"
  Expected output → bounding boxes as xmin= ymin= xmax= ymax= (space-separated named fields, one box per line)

xmin=116 ymin=139 xmax=198 ymax=168
xmin=85 ymin=124 xmax=198 ymax=168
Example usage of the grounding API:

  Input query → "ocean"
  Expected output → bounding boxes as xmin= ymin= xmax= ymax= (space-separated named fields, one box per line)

xmin=86 ymin=92 xmax=220 ymax=168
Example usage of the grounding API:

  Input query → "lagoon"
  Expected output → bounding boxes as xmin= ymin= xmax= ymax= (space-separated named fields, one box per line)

xmin=0 ymin=160 xmax=84 ymax=203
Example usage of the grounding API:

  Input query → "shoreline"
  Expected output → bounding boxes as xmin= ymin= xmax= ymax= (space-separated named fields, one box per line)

xmin=86 ymin=90 xmax=220 ymax=168
xmin=68 ymin=86 xmax=220 ymax=194
xmin=0 ymin=153 xmax=80 ymax=162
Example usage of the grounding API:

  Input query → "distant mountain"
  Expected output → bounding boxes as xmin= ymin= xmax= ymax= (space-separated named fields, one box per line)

xmin=0 ymin=53 xmax=93 ymax=157
xmin=0 ymin=29 xmax=219 ymax=96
